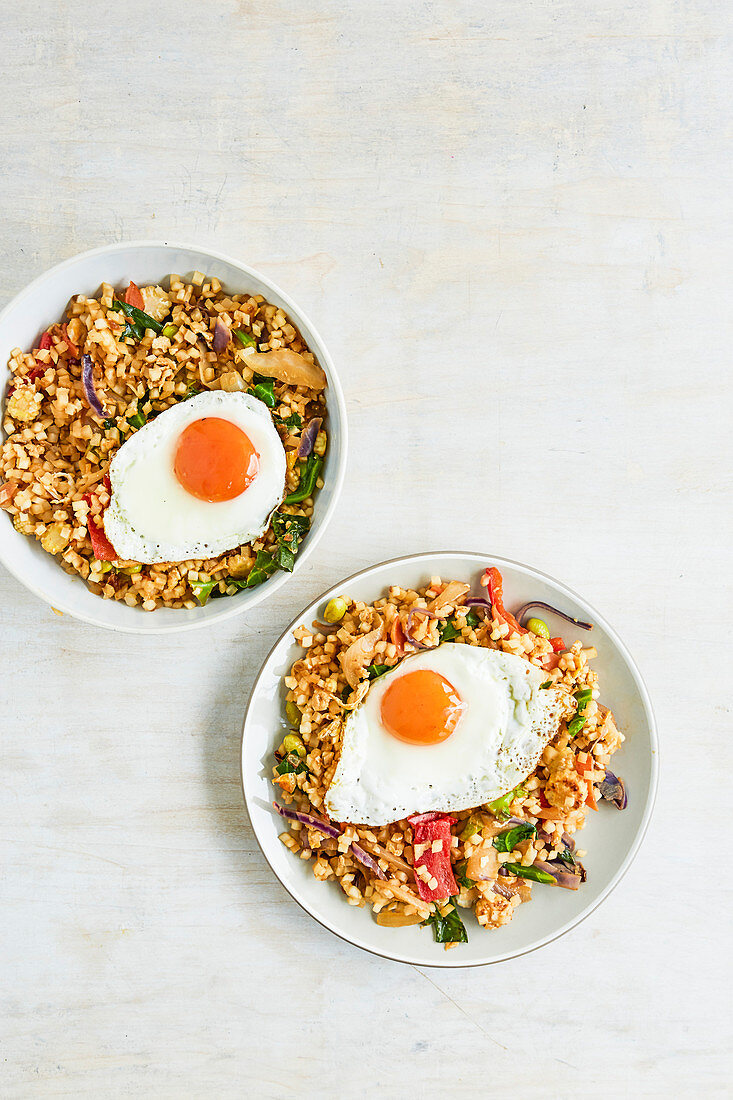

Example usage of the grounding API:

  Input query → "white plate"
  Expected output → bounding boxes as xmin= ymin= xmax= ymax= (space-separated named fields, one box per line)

xmin=0 ymin=241 xmax=347 ymax=633
xmin=241 ymin=551 xmax=658 ymax=968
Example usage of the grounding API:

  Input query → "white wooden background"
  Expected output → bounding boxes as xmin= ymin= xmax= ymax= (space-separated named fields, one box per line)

xmin=2 ymin=2 xmax=731 ymax=1097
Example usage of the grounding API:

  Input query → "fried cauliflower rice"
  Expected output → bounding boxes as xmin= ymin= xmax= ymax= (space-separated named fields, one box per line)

xmin=0 ymin=274 xmax=327 ymax=609
xmin=272 ymin=568 xmax=627 ymax=947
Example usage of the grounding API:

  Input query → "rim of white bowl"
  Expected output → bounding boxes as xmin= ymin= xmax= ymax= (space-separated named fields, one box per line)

xmin=0 ymin=240 xmax=348 ymax=633
xmin=241 ymin=550 xmax=659 ymax=968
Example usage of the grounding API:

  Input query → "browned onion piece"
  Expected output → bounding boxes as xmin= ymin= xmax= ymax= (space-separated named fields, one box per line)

xmin=247 ymin=348 xmax=326 ymax=391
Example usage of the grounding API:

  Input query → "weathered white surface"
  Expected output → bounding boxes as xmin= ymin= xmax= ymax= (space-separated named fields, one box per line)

xmin=1 ymin=2 xmax=731 ymax=1096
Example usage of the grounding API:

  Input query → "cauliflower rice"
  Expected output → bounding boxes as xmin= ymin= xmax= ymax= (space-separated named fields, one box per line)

xmin=0 ymin=274 xmax=327 ymax=609
xmin=272 ymin=570 xmax=626 ymax=946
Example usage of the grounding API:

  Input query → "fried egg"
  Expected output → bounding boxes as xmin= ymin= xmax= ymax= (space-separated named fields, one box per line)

xmin=325 ymin=643 xmax=560 ymax=826
xmin=103 ymin=390 xmax=286 ymax=563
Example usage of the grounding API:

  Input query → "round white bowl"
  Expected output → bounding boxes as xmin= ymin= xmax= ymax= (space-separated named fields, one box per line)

xmin=241 ymin=551 xmax=658 ymax=968
xmin=0 ymin=242 xmax=347 ymax=633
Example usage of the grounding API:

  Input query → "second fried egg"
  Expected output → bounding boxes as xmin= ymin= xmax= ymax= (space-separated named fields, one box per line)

xmin=325 ymin=643 xmax=560 ymax=826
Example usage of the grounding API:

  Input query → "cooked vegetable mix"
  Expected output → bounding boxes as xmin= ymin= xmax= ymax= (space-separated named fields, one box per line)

xmin=270 ymin=566 xmax=626 ymax=948
xmin=1 ymin=275 xmax=329 ymax=609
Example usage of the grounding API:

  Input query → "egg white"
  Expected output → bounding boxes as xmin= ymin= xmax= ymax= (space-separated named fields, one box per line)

xmin=103 ymin=390 xmax=287 ymax=564
xmin=325 ymin=643 xmax=560 ymax=826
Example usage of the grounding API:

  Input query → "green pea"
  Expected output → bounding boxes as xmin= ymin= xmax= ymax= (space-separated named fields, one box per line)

xmin=162 ymin=323 xmax=178 ymax=338
xmin=282 ymin=734 xmax=306 ymax=757
xmin=119 ymin=563 xmax=143 ymax=575
xmin=526 ymin=616 xmax=550 ymax=638
xmin=94 ymin=560 xmax=113 ymax=574
xmin=323 ymin=596 xmax=348 ymax=624
xmin=285 ymin=701 xmax=301 ymax=726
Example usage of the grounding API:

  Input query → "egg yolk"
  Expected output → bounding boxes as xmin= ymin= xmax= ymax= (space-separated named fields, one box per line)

xmin=174 ymin=417 xmax=260 ymax=502
xmin=380 ymin=669 xmax=465 ymax=745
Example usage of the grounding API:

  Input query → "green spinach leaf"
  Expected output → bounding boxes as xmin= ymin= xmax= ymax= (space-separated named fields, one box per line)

xmin=454 ymin=862 xmax=475 ymax=890
xmin=284 ymin=455 xmax=323 ymax=505
xmin=423 ymin=899 xmax=468 ymax=944
xmin=502 ymin=862 xmax=555 ymax=885
xmin=438 ymin=619 xmax=461 ymax=642
xmin=113 ymin=299 xmax=163 ymax=338
xmin=493 ymin=822 xmax=537 ymax=853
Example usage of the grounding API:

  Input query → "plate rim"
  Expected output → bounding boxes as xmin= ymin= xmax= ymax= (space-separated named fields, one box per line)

xmin=0 ymin=239 xmax=348 ymax=633
xmin=240 ymin=549 xmax=659 ymax=968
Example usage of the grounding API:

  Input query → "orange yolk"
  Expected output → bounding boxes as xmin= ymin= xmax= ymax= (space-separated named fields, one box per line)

xmin=380 ymin=669 xmax=465 ymax=745
xmin=174 ymin=417 xmax=259 ymax=502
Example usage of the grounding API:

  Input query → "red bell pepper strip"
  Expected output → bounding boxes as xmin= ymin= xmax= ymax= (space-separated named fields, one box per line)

xmin=124 ymin=281 xmax=145 ymax=310
xmin=549 ymin=636 xmax=565 ymax=653
xmin=38 ymin=331 xmax=53 ymax=351
xmin=87 ymin=515 xmax=117 ymax=561
xmin=408 ymin=813 xmax=458 ymax=901
xmin=576 ymin=757 xmax=599 ymax=810
xmin=483 ymin=566 xmax=526 ymax=635
xmin=408 ymin=812 xmax=455 ymax=826
xmin=61 ymin=323 xmax=79 ymax=358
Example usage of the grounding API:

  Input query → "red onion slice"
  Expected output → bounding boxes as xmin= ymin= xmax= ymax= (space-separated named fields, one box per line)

xmin=463 ymin=597 xmax=492 ymax=614
xmin=493 ymin=881 xmax=513 ymax=899
xmin=297 ymin=417 xmax=322 ymax=458
xmin=599 ymin=770 xmax=627 ymax=809
xmin=404 ymin=607 xmax=439 ymax=649
xmin=351 ymin=842 xmax=388 ymax=880
xmin=212 ymin=319 xmax=231 ymax=354
xmin=81 ymin=354 xmax=104 ymax=418
xmin=533 ymin=859 xmax=583 ymax=890
xmin=272 ymin=801 xmax=341 ymax=838
xmin=514 ymin=601 xmax=593 ymax=631
xmin=273 ymin=802 xmax=387 ymax=877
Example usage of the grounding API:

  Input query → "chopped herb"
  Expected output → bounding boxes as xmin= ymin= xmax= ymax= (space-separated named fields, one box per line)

xmin=185 ymin=384 xmax=203 ymax=399
xmin=275 ymin=751 xmax=308 ymax=777
xmin=367 ymin=662 xmax=392 ymax=681
xmin=555 ymin=848 xmax=576 ymax=870
xmin=113 ymin=299 xmax=163 ymax=340
xmin=454 ymin=862 xmax=475 ymax=890
xmin=540 ymin=680 xmax=552 ymax=689
xmin=190 ymin=578 xmax=217 ymax=605
xmin=103 ymin=417 xmax=116 ymax=430
xmin=488 ymin=785 xmax=527 ymax=819
xmin=438 ymin=619 xmax=461 ymax=642
xmin=423 ymin=898 xmax=468 ymax=944
xmin=284 ymin=454 xmax=323 ymax=505
xmin=464 ymin=609 xmax=481 ymax=628
xmin=493 ymin=822 xmax=537 ymax=853
xmin=503 ymin=862 xmax=555 ymax=885
xmin=233 ymin=328 xmax=256 ymax=348
xmin=567 ymin=688 xmax=593 ymax=737
xmin=341 ymin=685 xmax=351 ymax=703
